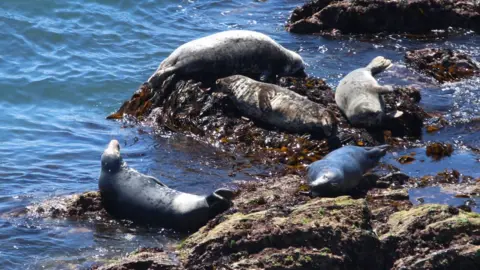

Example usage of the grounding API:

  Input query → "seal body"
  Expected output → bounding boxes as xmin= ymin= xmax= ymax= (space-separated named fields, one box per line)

xmin=335 ymin=56 xmax=398 ymax=128
xmin=307 ymin=145 xmax=389 ymax=196
xmin=148 ymin=30 xmax=306 ymax=89
xmin=98 ymin=140 xmax=234 ymax=232
xmin=215 ymin=75 xmax=338 ymax=137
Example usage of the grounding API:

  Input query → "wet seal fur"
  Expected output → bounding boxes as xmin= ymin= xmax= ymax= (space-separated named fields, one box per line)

xmin=148 ymin=30 xmax=306 ymax=91
xmin=307 ymin=145 xmax=389 ymax=196
xmin=215 ymin=75 xmax=338 ymax=137
xmin=335 ymin=56 xmax=402 ymax=128
xmin=98 ymin=140 xmax=234 ymax=232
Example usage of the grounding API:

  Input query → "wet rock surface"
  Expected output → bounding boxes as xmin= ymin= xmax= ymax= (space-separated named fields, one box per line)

xmin=92 ymin=247 xmax=181 ymax=270
xmin=287 ymin=0 xmax=480 ymax=36
xmin=177 ymin=175 xmax=480 ymax=269
xmin=405 ymin=48 xmax=480 ymax=83
xmin=4 ymin=191 xmax=109 ymax=220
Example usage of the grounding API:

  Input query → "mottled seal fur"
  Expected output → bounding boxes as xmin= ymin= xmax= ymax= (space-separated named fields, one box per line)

xmin=335 ymin=56 xmax=402 ymax=128
xmin=215 ymin=75 xmax=338 ymax=137
xmin=307 ymin=145 xmax=389 ymax=196
xmin=98 ymin=140 xmax=234 ymax=232
xmin=148 ymin=30 xmax=306 ymax=90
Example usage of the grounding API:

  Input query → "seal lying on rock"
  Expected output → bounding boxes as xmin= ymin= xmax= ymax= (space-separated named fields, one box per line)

xmin=307 ymin=145 xmax=389 ymax=196
xmin=98 ymin=140 xmax=234 ymax=232
xmin=148 ymin=30 xmax=306 ymax=90
xmin=215 ymin=75 xmax=338 ymax=137
xmin=335 ymin=56 xmax=402 ymax=128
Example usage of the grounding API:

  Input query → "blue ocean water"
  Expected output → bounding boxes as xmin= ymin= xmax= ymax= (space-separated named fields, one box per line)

xmin=0 ymin=0 xmax=479 ymax=269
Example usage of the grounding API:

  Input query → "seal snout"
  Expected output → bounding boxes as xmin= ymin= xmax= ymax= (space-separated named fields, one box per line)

xmin=107 ymin=139 xmax=120 ymax=153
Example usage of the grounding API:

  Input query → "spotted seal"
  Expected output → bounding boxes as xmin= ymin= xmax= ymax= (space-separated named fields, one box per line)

xmin=307 ymin=145 xmax=389 ymax=196
xmin=148 ymin=30 xmax=306 ymax=90
xmin=98 ymin=140 xmax=234 ymax=232
xmin=335 ymin=56 xmax=402 ymax=128
xmin=215 ymin=75 xmax=338 ymax=137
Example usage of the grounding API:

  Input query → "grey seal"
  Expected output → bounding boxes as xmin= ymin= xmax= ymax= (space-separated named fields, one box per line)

xmin=98 ymin=140 xmax=234 ymax=232
xmin=307 ymin=145 xmax=389 ymax=196
xmin=148 ymin=30 xmax=306 ymax=90
xmin=335 ymin=56 xmax=403 ymax=128
xmin=215 ymin=75 xmax=338 ymax=137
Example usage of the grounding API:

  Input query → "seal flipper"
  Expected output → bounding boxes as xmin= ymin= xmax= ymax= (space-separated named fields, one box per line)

xmin=366 ymin=56 xmax=393 ymax=76
xmin=206 ymin=188 xmax=234 ymax=218
xmin=212 ymin=188 xmax=235 ymax=201
xmin=258 ymin=87 xmax=276 ymax=112
xmin=147 ymin=66 xmax=177 ymax=90
xmin=144 ymin=175 xmax=168 ymax=188
xmin=365 ymin=144 xmax=389 ymax=159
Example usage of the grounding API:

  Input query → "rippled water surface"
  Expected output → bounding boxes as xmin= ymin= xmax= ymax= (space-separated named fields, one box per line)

xmin=1 ymin=0 xmax=479 ymax=269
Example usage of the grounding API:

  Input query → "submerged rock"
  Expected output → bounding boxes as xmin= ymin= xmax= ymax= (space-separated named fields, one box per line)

xmin=405 ymin=48 xmax=480 ymax=83
xmin=287 ymin=0 xmax=480 ymax=35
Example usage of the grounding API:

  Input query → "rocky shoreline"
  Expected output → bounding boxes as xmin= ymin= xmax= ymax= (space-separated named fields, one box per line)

xmin=16 ymin=172 xmax=478 ymax=269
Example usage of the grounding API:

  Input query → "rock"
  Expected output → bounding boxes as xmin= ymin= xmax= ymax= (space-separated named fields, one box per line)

xmin=426 ymin=142 xmax=454 ymax=160
xmin=21 ymin=191 xmax=108 ymax=220
xmin=410 ymin=169 xmax=476 ymax=187
xmin=381 ymin=204 xmax=480 ymax=268
xmin=109 ymin=75 xmax=428 ymax=177
xmin=287 ymin=0 xmax=480 ymax=35
xmin=405 ymin=48 xmax=480 ymax=83
xmin=92 ymin=247 xmax=181 ymax=270
xmin=392 ymin=244 xmax=480 ymax=270
xmin=179 ymin=196 xmax=385 ymax=270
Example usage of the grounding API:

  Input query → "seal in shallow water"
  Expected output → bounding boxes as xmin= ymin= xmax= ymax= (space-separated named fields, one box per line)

xmin=98 ymin=140 xmax=234 ymax=232
xmin=215 ymin=75 xmax=338 ymax=137
xmin=335 ymin=56 xmax=402 ymax=128
xmin=307 ymin=145 xmax=389 ymax=196
xmin=148 ymin=30 xmax=306 ymax=90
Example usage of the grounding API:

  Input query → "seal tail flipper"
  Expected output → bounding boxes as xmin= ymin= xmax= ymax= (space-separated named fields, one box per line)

xmin=147 ymin=66 xmax=176 ymax=90
xmin=365 ymin=56 xmax=393 ymax=76
xmin=258 ymin=88 xmax=275 ymax=112
xmin=365 ymin=144 xmax=390 ymax=158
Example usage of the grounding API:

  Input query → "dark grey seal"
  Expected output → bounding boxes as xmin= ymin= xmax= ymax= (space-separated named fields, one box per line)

xmin=148 ymin=30 xmax=306 ymax=89
xmin=215 ymin=75 xmax=338 ymax=137
xmin=98 ymin=140 xmax=234 ymax=232
xmin=307 ymin=145 xmax=389 ymax=196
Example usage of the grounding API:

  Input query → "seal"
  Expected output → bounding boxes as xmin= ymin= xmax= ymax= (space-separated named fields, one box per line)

xmin=307 ymin=145 xmax=389 ymax=196
xmin=98 ymin=140 xmax=234 ymax=232
xmin=335 ymin=56 xmax=402 ymax=128
xmin=148 ymin=30 xmax=306 ymax=90
xmin=215 ymin=75 xmax=338 ymax=137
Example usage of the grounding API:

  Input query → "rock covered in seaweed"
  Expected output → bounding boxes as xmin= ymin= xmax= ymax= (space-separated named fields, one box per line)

xmin=405 ymin=48 xmax=480 ymax=83
xmin=287 ymin=0 xmax=480 ymax=35
xmin=108 ymin=75 xmax=428 ymax=175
